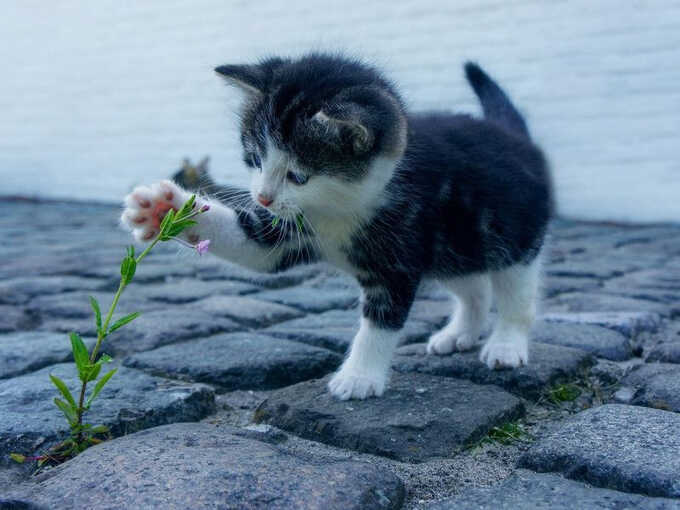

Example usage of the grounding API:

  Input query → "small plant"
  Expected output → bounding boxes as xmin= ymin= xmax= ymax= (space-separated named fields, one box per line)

xmin=471 ymin=421 xmax=533 ymax=448
xmin=11 ymin=195 xmax=209 ymax=467
xmin=547 ymin=383 xmax=581 ymax=404
xmin=486 ymin=421 xmax=533 ymax=445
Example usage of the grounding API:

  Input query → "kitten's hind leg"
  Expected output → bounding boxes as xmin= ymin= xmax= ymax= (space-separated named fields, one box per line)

xmin=481 ymin=257 xmax=541 ymax=369
xmin=427 ymin=274 xmax=491 ymax=355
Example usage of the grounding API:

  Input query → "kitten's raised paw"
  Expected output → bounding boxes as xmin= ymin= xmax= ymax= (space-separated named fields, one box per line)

xmin=480 ymin=338 xmax=528 ymax=369
xmin=121 ymin=180 xmax=189 ymax=242
xmin=328 ymin=369 xmax=386 ymax=400
xmin=426 ymin=329 xmax=476 ymax=355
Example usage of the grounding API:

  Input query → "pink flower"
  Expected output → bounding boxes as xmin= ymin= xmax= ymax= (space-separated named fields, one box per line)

xmin=200 ymin=204 xmax=211 ymax=212
xmin=196 ymin=239 xmax=211 ymax=255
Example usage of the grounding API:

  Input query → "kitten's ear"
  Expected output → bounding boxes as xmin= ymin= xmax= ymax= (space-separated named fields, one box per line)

xmin=214 ymin=57 xmax=286 ymax=95
xmin=197 ymin=156 xmax=210 ymax=171
xmin=313 ymin=110 xmax=374 ymax=155
xmin=214 ymin=64 xmax=265 ymax=95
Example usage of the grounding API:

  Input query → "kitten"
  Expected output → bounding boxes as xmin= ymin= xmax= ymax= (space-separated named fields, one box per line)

xmin=121 ymin=53 xmax=552 ymax=401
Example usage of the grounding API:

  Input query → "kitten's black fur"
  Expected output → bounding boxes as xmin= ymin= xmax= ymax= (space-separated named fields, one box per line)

xmin=198 ymin=54 xmax=551 ymax=330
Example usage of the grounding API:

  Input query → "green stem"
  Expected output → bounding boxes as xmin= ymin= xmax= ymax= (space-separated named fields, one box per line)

xmin=71 ymin=200 xmax=198 ymax=447
xmin=75 ymin=237 xmax=161 ymax=443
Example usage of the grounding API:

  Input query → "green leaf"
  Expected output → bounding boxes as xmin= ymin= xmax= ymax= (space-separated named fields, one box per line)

xmin=10 ymin=453 xmax=25 ymax=464
xmin=49 ymin=374 xmax=76 ymax=409
xmin=271 ymin=216 xmax=280 ymax=228
xmin=127 ymin=245 xmax=135 ymax=258
xmin=120 ymin=256 xmax=137 ymax=285
xmin=108 ymin=311 xmax=141 ymax=334
xmin=86 ymin=368 xmax=117 ymax=408
xmin=54 ymin=398 xmax=77 ymax=425
xmin=165 ymin=220 xmax=197 ymax=239
xmin=159 ymin=208 xmax=176 ymax=235
xmin=85 ymin=361 xmax=102 ymax=382
xmin=99 ymin=353 xmax=113 ymax=363
xmin=295 ymin=213 xmax=304 ymax=232
xmin=70 ymin=332 xmax=90 ymax=382
xmin=89 ymin=296 xmax=102 ymax=333
xmin=175 ymin=195 xmax=196 ymax=220
xmin=90 ymin=425 xmax=109 ymax=434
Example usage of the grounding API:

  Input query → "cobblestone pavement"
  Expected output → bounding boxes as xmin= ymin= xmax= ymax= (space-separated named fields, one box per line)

xmin=1 ymin=199 xmax=680 ymax=509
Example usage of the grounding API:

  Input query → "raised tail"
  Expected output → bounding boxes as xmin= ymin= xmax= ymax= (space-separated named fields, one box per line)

xmin=464 ymin=62 xmax=530 ymax=139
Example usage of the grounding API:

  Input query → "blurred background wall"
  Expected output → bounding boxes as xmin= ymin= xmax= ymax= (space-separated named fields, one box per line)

xmin=0 ymin=0 xmax=677 ymax=222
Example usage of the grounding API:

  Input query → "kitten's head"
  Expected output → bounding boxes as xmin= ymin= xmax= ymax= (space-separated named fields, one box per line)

xmin=215 ymin=53 xmax=407 ymax=223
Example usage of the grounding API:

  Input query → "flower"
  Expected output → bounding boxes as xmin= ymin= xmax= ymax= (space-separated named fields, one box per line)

xmin=196 ymin=239 xmax=211 ymax=255
xmin=200 ymin=204 xmax=211 ymax=212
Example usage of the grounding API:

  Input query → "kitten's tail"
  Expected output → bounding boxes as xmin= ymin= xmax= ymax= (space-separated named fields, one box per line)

xmin=464 ymin=62 xmax=530 ymax=139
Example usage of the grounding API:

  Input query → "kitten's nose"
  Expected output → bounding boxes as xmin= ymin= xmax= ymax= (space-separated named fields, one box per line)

xmin=257 ymin=194 xmax=273 ymax=207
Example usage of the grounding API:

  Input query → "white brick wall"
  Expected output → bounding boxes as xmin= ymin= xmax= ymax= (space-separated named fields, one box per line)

xmin=1 ymin=0 xmax=678 ymax=222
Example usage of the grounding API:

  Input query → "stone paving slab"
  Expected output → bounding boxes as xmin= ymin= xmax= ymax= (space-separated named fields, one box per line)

xmin=545 ymin=292 xmax=676 ymax=316
xmin=546 ymin=257 xmax=633 ymax=279
xmin=623 ymin=363 xmax=680 ymax=412
xmin=196 ymin=260 xmax=323 ymax=289
xmin=254 ymin=372 xmax=524 ymax=462
xmin=541 ymin=310 xmax=661 ymax=337
xmin=531 ymin=319 xmax=632 ymax=360
xmin=392 ymin=342 xmax=592 ymax=399
xmin=3 ymin=423 xmax=405 ymax=510
xmin=519 ymin=404 xmax=680 ymax=498
xmin=135 ymin=277 xmax=259 ymax=304
xmin=647 ymin=341 xmax=680 ymax=363
xmin=185 ymin=295 xmax=304 ymax=328
xmin=255 ymin=286 xmax=358 ymax=313
xmin=0 ymin=363 xmax=215 ymax=465
xmin=124 ymin=332 xmax=341 ymax=391
xmin=27 ymin=290 xmax=162 ymax=320
xmin=543 ymin=275 xmax=602 ymax=298
xmin=0 ymin=305 xmax=33 ymax=333
xmin=0 ymin=276 xmax=108 ymax=306
xmin=263 ymin=309 xmax=434 ymax=353
xmin=0 ymin=332 xmax=95 ymax=380
xmin=425 ymin=470 xmax=680 ymax=510
xmin=102 ymin=309 xmax=242 ymax=356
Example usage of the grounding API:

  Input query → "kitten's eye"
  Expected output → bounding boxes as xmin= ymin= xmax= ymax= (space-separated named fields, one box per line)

xmin=245 ymin=153 xmax=261 ymax=170
xmin=287 ymin=171 xmax=308 ymax=185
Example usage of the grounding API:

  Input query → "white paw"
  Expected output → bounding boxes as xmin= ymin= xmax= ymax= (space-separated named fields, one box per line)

xmin=328 ymin=368 xmax=387 ymax=400
xmin=121 ymin=180 xmax=191 ymax=242
xmin=480 ymin=336 xmax=528 ymax=369
xmin=426 ymin=329 xmax=477 ymax=355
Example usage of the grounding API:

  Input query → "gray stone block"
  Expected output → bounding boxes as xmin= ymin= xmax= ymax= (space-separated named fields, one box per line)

xmin=107 ymin=309 xmax=242 ymax=355
xmin=647 ymin=341 xmax=680 ymax=363
xmin=393 ymin=342 xmax=593 ymax=399
xmin=426 ymin=470 xmax=680 ymax=509
xmin=0 ymin=306 xmax=34 ymax=334
xmin=0 ymin=276 xmax=107 ymax=305
xmin=0 ymin=332 xmax=95 ymax=380
xmin=532 ymin=319 xmax=632 ymax=361
xmin=255 ymin=372 xmax=524 ymax=462
xmin=186 ymin=295 xmax=304 ymax=327
xmin=519 ymin=404 xmax=680 ymax=497
xmin=623 ymin=363 xmax=680 ymax=412
xmin=255 ymin=286 xmax=358 ymax=313
xmin=4 ymin=423 xmax=404 ymax=510
xmin=0 ymin=364 xmax=214 ymax=464
xmin=541 ymin=310 xmax=661 ymax=337
xmin=124 ymin=332 xmax=341 ymax=391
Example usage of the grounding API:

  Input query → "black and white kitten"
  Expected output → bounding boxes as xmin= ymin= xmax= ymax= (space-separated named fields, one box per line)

xmin=121 ymin=54 xmax=552 ymax=400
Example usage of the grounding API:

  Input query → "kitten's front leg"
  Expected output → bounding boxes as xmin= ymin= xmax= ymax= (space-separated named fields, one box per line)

xmin=121 ymin=180 xmax=308 ymax=272
xmin=329 ymin=280 xmax=417 ymax=400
